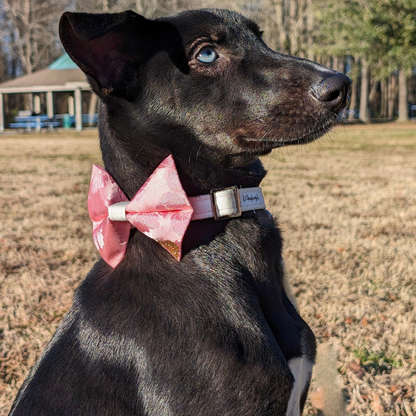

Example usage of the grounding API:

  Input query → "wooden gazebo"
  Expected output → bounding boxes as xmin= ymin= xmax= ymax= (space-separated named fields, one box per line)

xmin=0 ymin=54 xmax=91 ymax=131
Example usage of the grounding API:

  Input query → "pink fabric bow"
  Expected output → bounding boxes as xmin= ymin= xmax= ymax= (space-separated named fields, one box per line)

xmin=88 ymin=155 xmax=194 ymax=267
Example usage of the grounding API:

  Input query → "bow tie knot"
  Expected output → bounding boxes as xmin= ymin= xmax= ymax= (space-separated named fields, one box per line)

xmin=108 ymin=201 xmax=130 ymax=221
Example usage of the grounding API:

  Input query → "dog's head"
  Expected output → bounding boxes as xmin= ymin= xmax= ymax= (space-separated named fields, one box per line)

xmin=60 ymin=9 xmax=350 ymax=194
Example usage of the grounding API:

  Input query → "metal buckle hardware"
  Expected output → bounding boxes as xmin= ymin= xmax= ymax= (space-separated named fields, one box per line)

xmin=209 ymin=186 xmax=242 ymax=221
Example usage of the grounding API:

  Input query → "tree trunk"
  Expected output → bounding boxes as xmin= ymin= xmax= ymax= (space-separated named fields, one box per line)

xmin=306 ymin=0 xmax=314 ymax=60
xmin=359 ymin=58 xmax=370 ymax=123
xmin=368 ymin=79 xmax=378 ymax=117
xmin=332 ymin=56 xmax=338 ymax=71
xmin=409 ymin=75 xmax=416 ymax=106
xmin=380 ymin=78 xmax=388 ymax=118
xmin=397 ymin=68 xmax=409 ymax=122
xmin=263 ymin=14 xmax=274 ymax=51
xmin=368 ymin=80 xmax=378 ymax=103
xmin=333 ymin=56 xmax=343 ymax=73
xmin=297 ymin=0 xmax=306 ymax=58
xmin=348 ymin=78 xmax=357 ymax=121
xmin=347 ymin=55 xmax=357 ymax=121
xmin=275 ymin=0 xmax=287 ymax=52
xmin=388 ymin=73 xmax=396 ymax=119
xmin=288 ymin=0 xmax=298 ymax=55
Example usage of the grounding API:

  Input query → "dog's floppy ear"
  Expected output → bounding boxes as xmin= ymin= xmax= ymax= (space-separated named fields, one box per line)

xmin=59 ymin=11 xmax=172 ymax=100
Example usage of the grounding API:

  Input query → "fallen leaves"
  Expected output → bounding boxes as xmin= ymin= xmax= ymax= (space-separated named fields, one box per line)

xmin=347 ymin=362 xmax=364 ymax=379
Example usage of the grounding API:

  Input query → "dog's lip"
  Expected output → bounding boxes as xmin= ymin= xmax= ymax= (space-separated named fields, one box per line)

xmin=276 ymin=123 xmax=336 ymax=146
xmin=237 ymin=121 xmax=338 ymax=150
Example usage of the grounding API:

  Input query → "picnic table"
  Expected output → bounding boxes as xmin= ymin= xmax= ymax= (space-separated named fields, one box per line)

xmin=9 ymin=115 xmax=60 ymax=131
xmin=8 ymin=113 xmax=99 ymax=131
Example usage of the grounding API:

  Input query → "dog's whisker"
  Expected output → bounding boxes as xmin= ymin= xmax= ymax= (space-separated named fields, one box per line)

xmin=195 ymin=143 xmax=203 ymax=167
xmin=134 ymin=143 xmax=147 ymax=160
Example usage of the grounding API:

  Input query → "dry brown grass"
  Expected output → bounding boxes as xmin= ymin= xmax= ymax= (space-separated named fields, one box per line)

xmin=1 ymin=123 xmax=415 ymax=415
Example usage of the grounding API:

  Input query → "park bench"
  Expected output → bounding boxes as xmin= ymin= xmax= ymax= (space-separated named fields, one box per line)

xmin=9 ymin=113 xmax=98 ymax=131
xmin=9 ymin=114 xmax=60 ymax=131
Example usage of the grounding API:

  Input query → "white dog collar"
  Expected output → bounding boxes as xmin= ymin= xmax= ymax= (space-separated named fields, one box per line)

xmin=189 ymin=186 xmax=265 ymax=221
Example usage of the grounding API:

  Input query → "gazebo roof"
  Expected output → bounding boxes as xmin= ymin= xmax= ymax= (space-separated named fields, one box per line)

xmin=0 ymin=54 xmax=90 ymax=93
xmin=48 ymin=53 xmax=79 ymax=70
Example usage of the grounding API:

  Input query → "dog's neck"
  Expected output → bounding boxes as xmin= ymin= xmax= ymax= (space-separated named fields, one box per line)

xmin=98 ymin=104 xmax=266 ymax=200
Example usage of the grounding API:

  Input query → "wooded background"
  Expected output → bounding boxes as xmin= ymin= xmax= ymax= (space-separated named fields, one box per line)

xmin=0 ymin=0 xmax=416 ymax=122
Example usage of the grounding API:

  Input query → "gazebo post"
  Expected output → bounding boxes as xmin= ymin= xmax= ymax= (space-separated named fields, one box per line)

xmin=68 ymin=96 xmax=75 ymax=116
xmin=34 ymin=95 xmax=41 ymax=114
xmin=46 ymin=91 xmax=54 ymax=119
xmin=74 ymin=88 xmax=82 ymax=131
xmin=0 ymin=93 xmax=4 ymax=132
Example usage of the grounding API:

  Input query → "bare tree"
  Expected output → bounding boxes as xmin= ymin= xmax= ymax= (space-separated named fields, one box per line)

xmin=259 ymin=0 xmax=312 ymax=55
xmin=73 ymin=0 xmax=181 ymax=17
xmin=1 ymin=0 xmax=64 ymax=76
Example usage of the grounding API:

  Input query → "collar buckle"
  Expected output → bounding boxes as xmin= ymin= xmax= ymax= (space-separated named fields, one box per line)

xmin=210 ymin=186 xmax=242 ymax=220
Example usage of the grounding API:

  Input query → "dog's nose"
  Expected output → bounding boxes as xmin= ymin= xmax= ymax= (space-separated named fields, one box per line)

xmin=311 ymin=73 xmax=351 ymax=113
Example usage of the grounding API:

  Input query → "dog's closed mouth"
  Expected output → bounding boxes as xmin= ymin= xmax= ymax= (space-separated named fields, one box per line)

xmin=234 ymin=119 xmax=338 ymax=152
xmin=279 ymin=122 xmax=338 ymax=146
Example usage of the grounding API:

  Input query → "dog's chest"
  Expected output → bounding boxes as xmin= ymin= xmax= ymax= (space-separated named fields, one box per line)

xmin=191 ymin=216 xmax=316 ymax=413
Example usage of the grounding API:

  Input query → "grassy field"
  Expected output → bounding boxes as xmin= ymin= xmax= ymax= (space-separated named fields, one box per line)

xmin=0 ymin=123 xmax=415 ymax=415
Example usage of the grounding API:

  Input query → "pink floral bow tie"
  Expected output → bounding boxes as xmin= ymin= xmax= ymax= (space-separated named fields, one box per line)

xmin=88 ymin=155 xmax=194 ymax=267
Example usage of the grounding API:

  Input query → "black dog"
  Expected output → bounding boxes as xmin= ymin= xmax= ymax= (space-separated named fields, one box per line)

xmin=9 ymin=9 xmax=350 ymax=416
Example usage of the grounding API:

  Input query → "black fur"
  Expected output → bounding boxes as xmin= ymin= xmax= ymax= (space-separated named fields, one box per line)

xmin=9 ymin=9 xmax=350 ymax=416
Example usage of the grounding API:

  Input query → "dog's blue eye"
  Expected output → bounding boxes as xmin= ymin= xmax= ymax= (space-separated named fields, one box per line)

xmin=197 ymin=47 xmax=218 ymax=63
